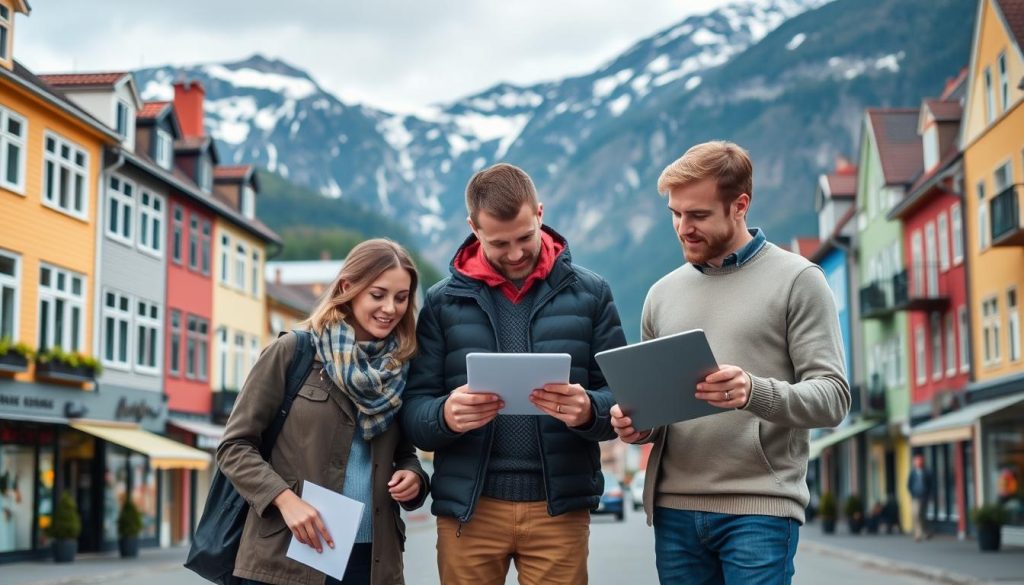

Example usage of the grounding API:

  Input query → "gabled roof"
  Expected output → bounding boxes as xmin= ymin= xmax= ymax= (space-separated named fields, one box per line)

xmin=924 ymin=99 xmax=963 ymax=123
xmin=996 ymin=0 xmax=1024 ymax=50
xmin=866 ymin=109 xmax=923 ymax=186
xmin=888 ymin=151 xmax=963 ymax=221
xmin=266 ymin=282 xmax=318 ymax=315
xmin=809 ymin=206 xmax=856 ymax=264
xmin=1 ymin=61 xmax=119 ymax=142
xmin=214 ymin=165 xmax=253 ymax=181
xmin=827 ymin=174 xmax=857 ymax=198
xmin=174 ymin=135 xmax=219 ymax=163
xmin=38 ymin=72 xmax=129 ymax=88
xmin=138 ymin=101 xmax=171 ymax=120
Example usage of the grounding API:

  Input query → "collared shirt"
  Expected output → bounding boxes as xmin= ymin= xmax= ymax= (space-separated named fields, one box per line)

xmin=695 ymin=228 xmax=767 ymax=272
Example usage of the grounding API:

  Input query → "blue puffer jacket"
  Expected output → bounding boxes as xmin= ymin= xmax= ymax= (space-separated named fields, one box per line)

xmin=399 ymin=227 xmax=627 ymax=522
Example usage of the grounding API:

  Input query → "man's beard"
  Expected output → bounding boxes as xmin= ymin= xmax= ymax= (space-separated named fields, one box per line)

xmin=682 ymin=227 xmax=734 ymax=265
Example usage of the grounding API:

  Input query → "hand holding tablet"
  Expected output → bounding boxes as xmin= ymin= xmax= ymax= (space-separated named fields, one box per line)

xmin=466 ymin=352 xmax=572 ymax=416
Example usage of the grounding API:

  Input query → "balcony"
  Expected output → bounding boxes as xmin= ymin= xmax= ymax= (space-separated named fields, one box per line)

xmin=859 ymin=266 xmax=949 ymax=319
xmin=865 ymin=374 xmax=888 ymax=418
xmin=212 ymin=389 xmax=239 ymax=423
xmin=990 ymin=184 xmax=1024 ymax=247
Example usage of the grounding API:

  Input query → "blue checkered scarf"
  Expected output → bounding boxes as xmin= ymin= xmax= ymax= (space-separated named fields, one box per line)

xmin=312 ymin=321 xmax=408 ymax=440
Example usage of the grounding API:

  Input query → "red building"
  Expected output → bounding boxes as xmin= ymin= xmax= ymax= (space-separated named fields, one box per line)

xmin=887 ymin=71 xmax=971 ymax=537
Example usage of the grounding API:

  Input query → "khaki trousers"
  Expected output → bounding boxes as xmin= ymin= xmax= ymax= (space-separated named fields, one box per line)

xmin=436 ymin=496 xmax=590 ymax=585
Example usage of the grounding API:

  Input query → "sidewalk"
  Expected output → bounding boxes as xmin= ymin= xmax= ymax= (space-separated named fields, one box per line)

xmin=2 ymin=545 xmax=191 ymax=585
xmin=800 ymin=523 xmax=1024 ymax=585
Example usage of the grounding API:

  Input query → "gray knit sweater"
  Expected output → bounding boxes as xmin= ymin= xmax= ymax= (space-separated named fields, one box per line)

xmin=641 ymin=243 xmax=850 ymax=524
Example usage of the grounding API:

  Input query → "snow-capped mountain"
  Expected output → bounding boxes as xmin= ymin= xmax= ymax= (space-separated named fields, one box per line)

xmin=134 ymin=0 xmax=975 ymax=338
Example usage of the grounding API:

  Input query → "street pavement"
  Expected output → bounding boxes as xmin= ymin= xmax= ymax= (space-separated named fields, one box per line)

xmin=10 ymin=506 xmax=1020 ymax=584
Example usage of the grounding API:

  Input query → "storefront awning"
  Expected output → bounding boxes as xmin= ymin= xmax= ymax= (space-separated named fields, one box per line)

xmin=167 ymin=418 xmax=226 ymax=451
xmin=910 ymin=393 xmax=1024 ymax=447
xmin=70 ymin=420 xmax=211 ymax=470
xmin=809 ymin=419 xmax=880 ymax=460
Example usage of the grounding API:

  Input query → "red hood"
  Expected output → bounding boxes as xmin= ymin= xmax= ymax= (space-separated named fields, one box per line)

xmin=454 ymin=229 xmax=565 ymax=303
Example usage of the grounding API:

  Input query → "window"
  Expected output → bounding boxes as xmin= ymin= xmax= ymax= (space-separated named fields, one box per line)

xmin=959 ymin=305 xmax=970 ymax=373
xmin=115 ymin=100 xmax=131 ymax=139
xmin=0 ymin=106 xmax=26 ymax=192
xmin=911 ymin=230 xmax=924 ymax=296
xmin=234 ymin=333 xmax=245 ymax=390
xmin=235 ymin=244 xmax=246 ymax=290
xmin=915 ymin=326 xmax=927 ymax=385
xmin=171 ymin=206 xmax=183 ymax=264
xmin=137 ymin=190 xmax=163 ymax=256
xmin=198 ymin=156 xmax=212 ymax=192
xmin=188 ymin=215 xmax=199 ymax=270
xmin=217 ymin=327 xmax=228 ymax=389
xmin=241 ymin=185 xmax=255 ymax=220
xmin=102 ymin=290 xmax=131 ymax=368
xmin=937 ymin=212 xmax=950 ymax=271
xmin=931 ymin=312 xmax=943 ymax=381
xmin=994 ymin=161 xmax=1013 ymax=193
xmin=220 ymin=235 xmax=230 ymax=283
xmin=135 ymin=299 xmax=160 ymax=372
xmin=169 ymin=310 xmax=181 ymax=376
xmin=251 ymin=250 xmax=260 ymax=297
xmin=0 ymin=250 xmax=19 ymax=341
xmin=945 ymin=313 xmax=956 ymax=377
xmin=951 ymin=203 xmax=964 ymax=264
xmin=0 ymin=5 xmax=10 ymax=61
xmin=38 ymin=265 xmax=85 ymax=352
xmin=984 ymin=66 xmax=995 ymax=123
xmin=106 ymin=175 xmax=134 ymax=244
xmin=154 ymin=129 xmax=173 ymax=170
xmin=983 ymin=297 xmax=1001 ymax=366
xmin=998 ymin=53 xmax=1009 ymax=113
xmin=201 ymin=221 xmax=211 ymax=275
xmin=977 ymin=181 xmax=989 ymax=250
xmin=923 ymin=125 xmax=939 ymax=170
xmin=925 ymin=222 xmax=938 ymax=296
xmin=250 ymin=336 xmax=259 ymax=369
xmin=43 ymin=132 xmax=89 ymax=218
xmin=187 ymin=316 xmax=209 ymax=381
xmin=1010 ymin=288 xmax=1020 ymax=362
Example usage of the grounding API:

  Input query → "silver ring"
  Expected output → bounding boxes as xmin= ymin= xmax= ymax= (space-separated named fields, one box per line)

xmin=557 ymin=404 xmax=563 ymax=414
xmin=725 ymin=391 xmax=731 ymax=400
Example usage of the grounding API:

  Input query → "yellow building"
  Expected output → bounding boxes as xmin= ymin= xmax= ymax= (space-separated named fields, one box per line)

xmin=0 ymin=0 xmax=119 ymax=379
xmin=957 ymin=0 xmax=1024 ymax=545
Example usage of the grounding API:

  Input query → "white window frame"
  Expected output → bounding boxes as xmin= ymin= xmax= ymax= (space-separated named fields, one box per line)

xmin=911 ymin=231 xmax=924 ymax=296
xmin=102 ymin=289 xmax=132 ymax=369
xmin=937 ymin=212 xmax=950 ymax=272
xmin=994 ymin=160 xmax=1013 ymax=193
xmin=114 ymin=100 xmax=132 ymax=139
xmin=137 ymin=189 xmax=164 ymax=257
xmin=923 ymin=125 xmax=939 ymax=170
xmin=220 ymin=234 xmax=230 ymax=284
xmin=951 ymin=203 xmax=964 ymax=265
xmin=134 ymin=299 xmax=161 ymax=374
xmin=915 ymin=326 xmax=927 ymax=386
xmin=241 ymin=185 xmax=255 ymax=220
xmin=251 ymin=250 xmax=260 ymax=297
xmin=169 ymin=309 xmax=181 ymax=376
xmin=217 ymin=327 xmax=229 ymax=390
xmin=998 ymin=52 xmax=1008 ymax=113
xmin=37 ymin=264 xmax=85 ymax=353
xmin=958 ymin=305 xmax=970 ymax=373
xmin=0 ymin=5 xmax=11 ymax=62
xmin=0 ymin=249 xmax=20 ymax=342
xmin=171 ymin=206 xmax=184 ymax=264
xmin=188 ymin=315 xmax=209 ymax=382
xmin=1009 ymin=287 xmax=1020 ymax=363
xmin=105 ymin=175 xmax=135 ymax=245
xmin=931 ymin=312 xmax=943 ymax=381
xmin=925 ymin=222 xmax=938 ymax=296
xmin=977 ymin=181 xmax=989 ymax=250
xmin=945 ymin=312 xmax=956 ymax=377
xmin=201 ymin=220 xmax=212 ymax=275
xmin=0 ymin=106 xmax=27 ymax=193
xmin=235 ymin=243 xmax=246 ymax=291
xmin=188 ymin=215 xmax=200 ymax=271
xmin=155 ymin=129 xmax=173 ymax=170
xmin=42 ymin=131 xmax=90 ymax=220
xmin=984 ymin=66 xmax=996 ymax=123
xmin=233 ymin=332 xmax=245 ymax=390
xmin=198 ymin=156 xmax=212 ymax=192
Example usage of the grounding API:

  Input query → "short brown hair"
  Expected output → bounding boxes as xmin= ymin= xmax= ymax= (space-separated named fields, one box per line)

xmin=657 ymin=141 xmax=753 ymax=209
xmin=301 ymin=239 xmax=419 ymax=362
xmin=466 ymin=163 xmax=539 ymax=226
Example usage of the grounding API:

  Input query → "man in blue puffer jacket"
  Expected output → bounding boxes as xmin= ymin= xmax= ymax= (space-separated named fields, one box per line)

xmin=399 ymin=163 xmax=626 ymax=585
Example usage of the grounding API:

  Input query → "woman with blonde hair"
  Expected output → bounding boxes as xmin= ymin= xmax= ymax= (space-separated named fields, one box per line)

xmin=218 ymin=238 xmax=429 ymax=585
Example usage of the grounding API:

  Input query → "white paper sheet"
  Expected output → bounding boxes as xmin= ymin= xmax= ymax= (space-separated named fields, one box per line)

xmin=285 ymin=481 xmax=365 ymax=581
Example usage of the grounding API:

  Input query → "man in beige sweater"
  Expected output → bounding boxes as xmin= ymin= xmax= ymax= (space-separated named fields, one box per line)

xmin=611 ymin=141 xmax=850 ymax=585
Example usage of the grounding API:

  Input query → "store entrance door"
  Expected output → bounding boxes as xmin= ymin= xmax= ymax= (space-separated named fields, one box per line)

xmin=60 ymin=432 xmax=104 ymax=552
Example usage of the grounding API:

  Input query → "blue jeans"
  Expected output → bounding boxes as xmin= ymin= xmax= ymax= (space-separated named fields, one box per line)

xmin=653 ymin=507 xmax=799 ymax=585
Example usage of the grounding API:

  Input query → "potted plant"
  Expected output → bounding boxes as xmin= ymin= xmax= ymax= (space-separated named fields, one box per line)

xmin=0 ymin=338 xmax=33 ymax=372
xmin=819 ymin=491 xmax=837 ymax=534
xmin=845 ymin=494 xmax=864 ymax=534
xmin=47 ymin=492 xmax=81 ymax=563
xmin=866 ymin=502 xmax=883 ymax=534
xmin=117 ymin=499 xmax=143 ymax=558
xmin=971 ymin=504 xmax=1009 ymax=552
xmin=35 ymin=347 xmax=102 ymax=382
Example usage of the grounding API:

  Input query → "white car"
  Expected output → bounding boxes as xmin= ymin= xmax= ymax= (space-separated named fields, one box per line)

xmin=630 ymin=470 xmax=646 ymax=511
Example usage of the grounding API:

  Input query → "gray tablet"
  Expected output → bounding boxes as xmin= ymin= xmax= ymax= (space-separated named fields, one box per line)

xmin=466 ymin=352 xmax=572 ymax=415
xmin=595 ymin=329 xmax=720 ymax=430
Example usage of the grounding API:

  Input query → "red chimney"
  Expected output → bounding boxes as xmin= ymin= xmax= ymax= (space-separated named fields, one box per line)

xmin=834 ymin=155 xmax=856 ymax=176
xmin=173 ymin=80 xmax=206 ymax=139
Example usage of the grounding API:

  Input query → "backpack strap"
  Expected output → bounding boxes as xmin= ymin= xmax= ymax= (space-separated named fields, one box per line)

xmin=259 ymin=329 xmax=317 ymax=459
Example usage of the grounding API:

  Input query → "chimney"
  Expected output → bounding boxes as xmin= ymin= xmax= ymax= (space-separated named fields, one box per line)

xmin=320 ymin=250 xmax=330 ymax=261
xmin=173 ymin=80 xmax=206 ymax=139
xmin=834 ymin=155 xmax=856 ymax=176
xmin=274 ymin=267 xmax=282 ymax=285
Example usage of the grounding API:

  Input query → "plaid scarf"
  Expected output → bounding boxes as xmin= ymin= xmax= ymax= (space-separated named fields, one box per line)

xmin=312 ymin=321 xmax=408 ymax=440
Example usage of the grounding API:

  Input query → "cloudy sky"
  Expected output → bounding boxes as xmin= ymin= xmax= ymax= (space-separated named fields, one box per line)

xmin=15 ymin=0 xmax=724 ymax=112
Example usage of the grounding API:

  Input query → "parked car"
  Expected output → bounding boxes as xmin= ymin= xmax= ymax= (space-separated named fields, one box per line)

xmin=593 ymin=471 xmax=625 ymax=521
xmin=630 ymin=470 xmax=646 ymax=511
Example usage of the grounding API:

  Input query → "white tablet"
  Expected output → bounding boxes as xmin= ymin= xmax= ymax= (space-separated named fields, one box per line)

xmin=466 ymin=352 xmax=572 ymax=415
xmin=595 ymin=329 xmax=721 ymax=430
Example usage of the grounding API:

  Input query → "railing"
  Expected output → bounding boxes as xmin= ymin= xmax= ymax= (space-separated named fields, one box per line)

xmin=990 ymin=185 xmax=1024 ymax=246
xmin=860 ymin=266 xmax=949 ymax=318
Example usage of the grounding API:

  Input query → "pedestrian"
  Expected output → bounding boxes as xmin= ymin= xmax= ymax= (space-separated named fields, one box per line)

xmin=611 ymin=141 xmax=850 ymax=584
xmin=218 ymin=239 xmax=430 ymax=585
xmin=399 ymin=163 xmax=627 ymax=585
xmin=908 ymin=453 xmax=934 ymax=542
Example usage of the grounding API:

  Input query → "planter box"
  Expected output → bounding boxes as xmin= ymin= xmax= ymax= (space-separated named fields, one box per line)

xmin=53 ymin=539 xmax=77 ymax=563
xmin=119 ymin=537 xmax=139 ymax=558
xmin=36 ymin=361 xmax=96 ymax=383
xmin=0 ymin=353 xmax=29 ymax=373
